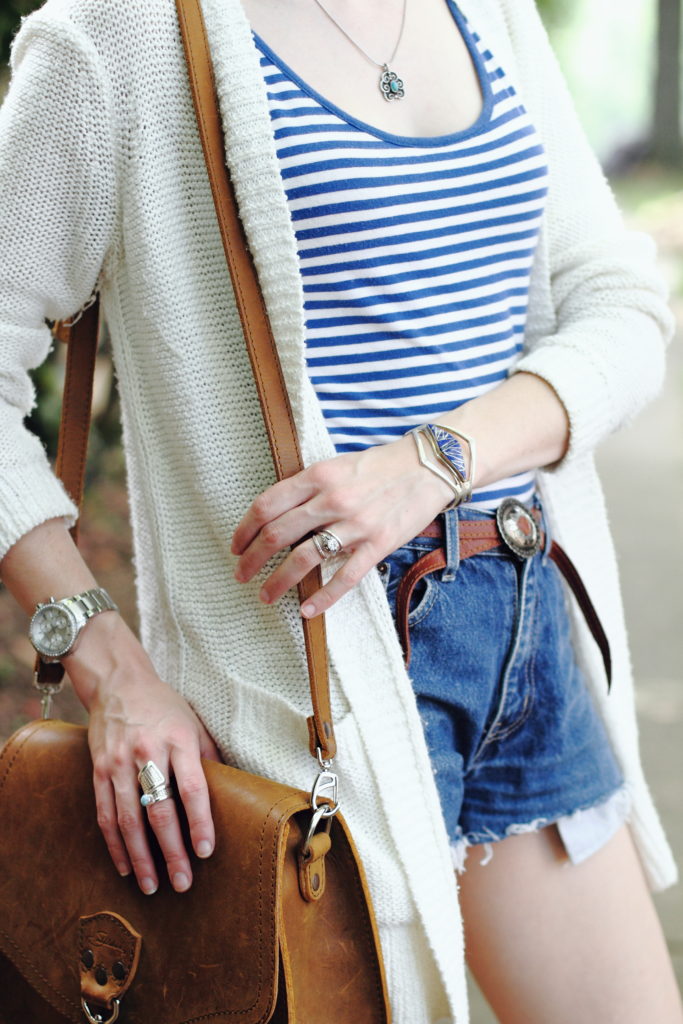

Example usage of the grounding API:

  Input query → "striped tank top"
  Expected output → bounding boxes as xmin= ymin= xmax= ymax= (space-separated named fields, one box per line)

xmin=253 ymin=1 xmax=549 ymax=508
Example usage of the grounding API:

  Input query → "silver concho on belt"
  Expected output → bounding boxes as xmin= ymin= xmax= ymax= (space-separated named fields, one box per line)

xmin=496 ymin=498 xmax=542 ymax=559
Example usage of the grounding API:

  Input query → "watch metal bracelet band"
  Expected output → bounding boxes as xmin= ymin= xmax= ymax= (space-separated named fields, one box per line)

xmin=64 ymin=587 xmax=118 ymax=619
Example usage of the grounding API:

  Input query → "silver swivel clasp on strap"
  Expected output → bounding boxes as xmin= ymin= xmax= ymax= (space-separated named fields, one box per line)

xmin=303 ymin=747 xmax=340 ymax=855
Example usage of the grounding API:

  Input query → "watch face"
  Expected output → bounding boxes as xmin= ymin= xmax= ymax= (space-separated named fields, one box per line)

xmin=29 ymin=603 xmax=78 ymax=658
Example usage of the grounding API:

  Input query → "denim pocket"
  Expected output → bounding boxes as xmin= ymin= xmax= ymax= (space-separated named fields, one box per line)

xmin=379 ymin=544 xmax=441 ymax=631
xmin=406 ymin=575 xmax=439 ymax=626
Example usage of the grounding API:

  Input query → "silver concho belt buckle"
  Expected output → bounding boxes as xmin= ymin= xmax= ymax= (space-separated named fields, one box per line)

xmin=496 ymin=499 xmax=542 ymax=559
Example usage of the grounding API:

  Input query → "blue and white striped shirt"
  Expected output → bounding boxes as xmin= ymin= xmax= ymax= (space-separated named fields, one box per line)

xmin=254 ymin=1 xmax=548 ymax=507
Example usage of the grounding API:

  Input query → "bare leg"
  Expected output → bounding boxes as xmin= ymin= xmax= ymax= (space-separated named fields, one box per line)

xmin=459 ymin=823 xmax=683 ymax=1024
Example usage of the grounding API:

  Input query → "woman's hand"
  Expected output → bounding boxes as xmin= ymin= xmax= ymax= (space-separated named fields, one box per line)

xmin=0 ymin=518 xmax=222 ymax=895
xmin=231 ymin=434 xmax=452 ymax=618
xmin=64 ymin=613 xmax=222 ymax=895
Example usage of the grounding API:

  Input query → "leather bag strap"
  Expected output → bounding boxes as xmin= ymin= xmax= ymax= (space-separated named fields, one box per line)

xmin=35 ymin=302 xmax=100 ymax=688
xmin=174 ymin=0 xmax=335 ymax=760
xmin=43 ymin=1 xmax=336 ymax=760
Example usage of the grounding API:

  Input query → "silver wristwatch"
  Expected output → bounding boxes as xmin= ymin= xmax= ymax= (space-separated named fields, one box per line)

xmin=29 ymin=587 xmax=119 ymax=662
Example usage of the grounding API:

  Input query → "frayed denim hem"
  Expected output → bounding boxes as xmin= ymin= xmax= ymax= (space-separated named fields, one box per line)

xmin=449 ymin=784 xmax=632 ymax=873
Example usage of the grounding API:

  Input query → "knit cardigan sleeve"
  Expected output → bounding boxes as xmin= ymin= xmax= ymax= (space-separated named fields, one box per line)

xmin=0 ymin=14 xmax=117 ymax=559
xmin=506 ymin=0 xmax=675 ymax=463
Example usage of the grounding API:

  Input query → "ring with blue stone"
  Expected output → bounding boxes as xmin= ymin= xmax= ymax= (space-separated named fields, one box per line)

xmin=138 ymin=760 xmax=173 ymax=808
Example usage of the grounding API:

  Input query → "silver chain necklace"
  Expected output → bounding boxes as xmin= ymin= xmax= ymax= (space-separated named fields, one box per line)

xmin=311 ymin=0 xmax=408 ymax=101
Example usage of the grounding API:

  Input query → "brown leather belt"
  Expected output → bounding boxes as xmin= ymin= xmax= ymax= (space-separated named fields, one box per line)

xmin=393 ymin=507 xmax=611 ymax=689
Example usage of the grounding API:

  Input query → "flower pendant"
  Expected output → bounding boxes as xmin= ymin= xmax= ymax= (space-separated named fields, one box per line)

xmin=379 ymin=65 xmax=405 ymax=102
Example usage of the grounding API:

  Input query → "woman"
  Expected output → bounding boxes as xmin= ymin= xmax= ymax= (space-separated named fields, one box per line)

xmin=0 ymin=0 xmax=680 ymax=1020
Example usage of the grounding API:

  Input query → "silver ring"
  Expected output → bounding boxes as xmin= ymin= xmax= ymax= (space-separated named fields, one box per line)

xmin=311 ymin=529 xmax=343 ymax=560
xmin=138 ymin=760 xmax=173 ymax=808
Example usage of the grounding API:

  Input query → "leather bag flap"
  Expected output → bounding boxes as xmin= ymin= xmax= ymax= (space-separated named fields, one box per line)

xmin=0 ymin=720 xmax=310 ymax=1023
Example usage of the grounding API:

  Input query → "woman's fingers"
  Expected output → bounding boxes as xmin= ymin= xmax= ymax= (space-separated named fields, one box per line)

xmin=231 ymin=435 xmax=450 ymax=614
xmin=260 ymin=533 xmax=379 ymax=618
xmin=234 ymin=502 xmax=321 ymax=584
xmin=231 ymin=471 xmax=318 ymax=556
xmin=170 ymin=747 xmax=216 ymax=860
xmin=109 ymin=767 xmax=162 ymax=895
xmin=94 ymin=736 xmax=216 ymax=894
xmin=93 ymin=773 xmax=132 ymax=879
xmin=144 ymin=787 xmax=194 ymax=893
xmin=300 ymin=546 xmax=377 ymax=618
xmin=258 ymin=533 xmax=327 ymax=605
xmin=137 ymin=742 xmax=215 ymax=891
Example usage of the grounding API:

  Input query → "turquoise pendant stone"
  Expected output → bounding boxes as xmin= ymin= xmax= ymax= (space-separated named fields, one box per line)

xmin=379 ymin=65 xmax=405 ymax=102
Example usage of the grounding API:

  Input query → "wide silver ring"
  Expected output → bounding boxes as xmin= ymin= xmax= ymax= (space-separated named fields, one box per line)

xmin=312 ymin=529 xmax=343 ymax=560
xmin=138 ymin=760 xmax=173 ymax=808
xmin=140 ymin=785 xmax=173 ymax=808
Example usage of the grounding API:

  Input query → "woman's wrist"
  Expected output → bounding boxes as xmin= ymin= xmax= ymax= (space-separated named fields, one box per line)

xmin=421 ymin=373 xmax=570 ymax=491
xmin=62 ymin=612 xmax=151 ymax=710
xmin=392 ymin=433 xmax=455 ymax=513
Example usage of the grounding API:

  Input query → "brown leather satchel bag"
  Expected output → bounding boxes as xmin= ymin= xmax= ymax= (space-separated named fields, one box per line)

xmin=0 ymin=1 xmax=391 ymax=1020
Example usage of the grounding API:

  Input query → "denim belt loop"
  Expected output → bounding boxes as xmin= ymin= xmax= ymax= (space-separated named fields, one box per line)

xmin=441 ymin=507 xmax=460 ymax=581
xmin=537 ymin=500 xmax=553 ymax=561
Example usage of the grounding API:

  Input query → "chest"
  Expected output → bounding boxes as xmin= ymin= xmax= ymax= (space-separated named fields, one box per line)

xmin=239 ymin=0 xmax=487 ymax=139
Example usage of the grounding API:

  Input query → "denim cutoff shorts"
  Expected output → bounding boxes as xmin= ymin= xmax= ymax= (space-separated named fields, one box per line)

xmin=379 ymin=498 xmax=628 ymax=869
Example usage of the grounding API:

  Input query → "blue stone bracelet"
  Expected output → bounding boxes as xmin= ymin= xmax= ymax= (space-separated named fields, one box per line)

xmin=424 ymin=424 xmax=469 ymax=481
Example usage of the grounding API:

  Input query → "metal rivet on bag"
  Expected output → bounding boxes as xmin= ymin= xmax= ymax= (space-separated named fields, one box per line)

xmin=81 ymin=950 xmax=94 ymax=969
xmin=112 ymin=961 xmax=126 ymax=981
xmin=311 ymin=873 xmax=320 ymax=892
xmin=95 ymin=967 xmax=108 ymax=986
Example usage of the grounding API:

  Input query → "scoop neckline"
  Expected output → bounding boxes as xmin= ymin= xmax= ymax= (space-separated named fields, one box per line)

xmin=252 ymin=0 xmax=495 ymax=149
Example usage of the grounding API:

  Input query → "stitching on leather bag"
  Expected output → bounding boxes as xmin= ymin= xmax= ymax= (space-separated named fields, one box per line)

xmin=0 ymin=721 xmax=45 ymax=794
xmin=179 ymin=790 xmax=306 ymax=1022
xmin=0 ymin=933 xmax=80 ymax=1022
xmin=1 ymin=725 xmax=81 ymax=1017
xmin=333 ymin=821 xmax=386 ymax=1021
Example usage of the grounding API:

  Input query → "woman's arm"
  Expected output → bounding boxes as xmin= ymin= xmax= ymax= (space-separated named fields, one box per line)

xmin=232 ymin=370 xmax=569 ymax=618
xmin=0 ymin=16 xmax=116 ymax=555
xmin=0 ymin=15 xmax=221 ymax=894
xmin=0 ymin=518 xmax=221 ymax=894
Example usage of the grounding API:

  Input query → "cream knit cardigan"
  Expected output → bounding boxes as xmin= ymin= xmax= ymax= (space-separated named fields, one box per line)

xmin=0 ymin=0 xmax=677 ymax=1020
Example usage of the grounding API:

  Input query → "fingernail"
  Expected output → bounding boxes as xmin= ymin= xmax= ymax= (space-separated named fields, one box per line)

xmin=197 ymin=840 xmax=213 ymax=858
xmin=259 ymin=588 xmax=271 ymax=604
xmin=173 ymin=872 xmax=191 ymax=892
xmin=117 ymin=864 xmax=131 ymax=877
xmin=141 ymin=877 xmax=157 ymax=895
xmin=301 ymin=602 xmax=315 ymax=618
xmin=234 ymin=567 xmax=245 ymax=582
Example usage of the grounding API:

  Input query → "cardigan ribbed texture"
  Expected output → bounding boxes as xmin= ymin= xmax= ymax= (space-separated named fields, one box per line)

xmin=0 ymin=0 xmax=676 ymax=1020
